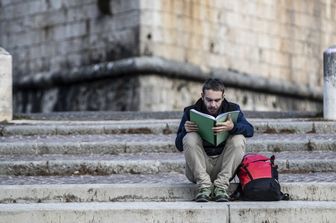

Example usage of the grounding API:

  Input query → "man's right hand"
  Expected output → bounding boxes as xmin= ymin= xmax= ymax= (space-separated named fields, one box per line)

xmin=184 ymin=121 xmax=198 ymax=133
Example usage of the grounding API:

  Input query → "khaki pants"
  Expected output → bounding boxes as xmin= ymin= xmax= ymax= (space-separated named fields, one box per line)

xmin=183 ymin=132 xmax=246 ymax=190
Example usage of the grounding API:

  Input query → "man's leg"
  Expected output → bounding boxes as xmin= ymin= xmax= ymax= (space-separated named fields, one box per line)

xmin=183 ymin=132 xmax=213 ymax=201
xmin=213 ymin=134 xmax=246 ymax=201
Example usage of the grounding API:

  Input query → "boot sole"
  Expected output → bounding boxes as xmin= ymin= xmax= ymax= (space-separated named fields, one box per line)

xmin=214 ymin=196 xmax=229 ymax=202
xmin=195 ymin=195 xmax=210 ymax=202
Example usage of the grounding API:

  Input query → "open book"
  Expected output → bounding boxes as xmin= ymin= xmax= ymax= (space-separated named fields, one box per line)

xmin=190 ymin=109 xmax=240 ymax=146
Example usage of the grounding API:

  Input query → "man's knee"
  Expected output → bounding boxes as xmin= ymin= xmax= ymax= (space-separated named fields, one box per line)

xmin=183 ymin=132 xmax=202 ymax=148
xmin=227 ymin=135 xmax=246 ymax=151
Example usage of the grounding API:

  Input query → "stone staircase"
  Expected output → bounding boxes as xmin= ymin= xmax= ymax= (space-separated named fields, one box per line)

xmin=0 ymin=113 xmax=336 ymax=223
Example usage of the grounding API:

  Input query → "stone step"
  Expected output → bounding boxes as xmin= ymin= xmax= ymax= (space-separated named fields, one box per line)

xmin=1 ymin=119 xmax=179 ymax=136
xmin=1 ymin=172 xmax=335 ymax=185
xmin=13 ymin=110 xmax=320 ymax=121
xmin=0 ymin=133 xmax=335 ymax=155
xmin=0 ymin=172 xmax=335 ymax=203
xmin=0 ymin=151 xmax=335 ymax=176
xmin=0 ymin=201 xmax=335 ymax=223
xmin=1 ymin=182 xmax=334 ymax=203
xmin=2 ymin=119 xmax=336 ymax=136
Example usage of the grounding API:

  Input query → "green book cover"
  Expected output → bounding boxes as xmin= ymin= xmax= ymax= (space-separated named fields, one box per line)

xmin=189 ymin=109 xmax=240 ymax=146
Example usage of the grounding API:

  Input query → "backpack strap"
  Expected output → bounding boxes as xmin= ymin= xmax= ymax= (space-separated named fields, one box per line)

xmin=229 ymin=163 xmax=242 ymax=182
xmin=281 ymin=192 xmax=290 ymax=200
xmin=229 ymin=184 xmax=243 ymax=201
xmin=243 ymin=166 xmax=254 ymax=181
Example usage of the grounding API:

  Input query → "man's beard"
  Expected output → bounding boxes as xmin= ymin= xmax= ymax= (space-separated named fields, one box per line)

xmin=207 ymin=106 xmax=219 ymax=115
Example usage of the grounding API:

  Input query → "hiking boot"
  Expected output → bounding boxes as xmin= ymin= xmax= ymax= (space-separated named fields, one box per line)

xmin=213 ymin=186 xmax=229 ymax=202
xmin=195 ymin=187 xmax=212 ymax=202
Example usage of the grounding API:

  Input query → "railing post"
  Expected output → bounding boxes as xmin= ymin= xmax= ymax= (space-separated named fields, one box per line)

xmin=0 ymin=47 xmax=12 ymax=122
xmin=323 ymin=46 xmax=336 ymax=120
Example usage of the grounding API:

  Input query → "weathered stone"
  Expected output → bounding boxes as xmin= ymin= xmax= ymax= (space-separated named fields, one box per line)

xmin=230 ymin=201 xmax=336 ymax=223
xmin=1 ymin=201 xmax=336 ymax=223
xmin=0 ymin=1 xmax=332 ymax=112
xmin=0 ymin=152 xmax=335 ymax=176
xmin=324 ymin=46 xmax=336 ymax=120
xmin=0 ymin=48 xmax=12 ymax=121
xmin=0 ymin=202 xmax=230 ymax=223
xmin=0 ymin=181 xmax=335 ymax=204
xmin=0 ymin=113 xmax=335 ymax=222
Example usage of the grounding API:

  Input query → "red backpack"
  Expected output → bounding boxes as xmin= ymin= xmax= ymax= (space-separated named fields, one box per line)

xmin=233 ymin=153 xmax=288 ymax=201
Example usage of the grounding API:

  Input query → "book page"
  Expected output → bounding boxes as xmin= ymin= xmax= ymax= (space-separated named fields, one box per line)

xmin=190 ymin=109 xmax=216 ymax=145
xmin=190 ymin=109 xmax=216 ymax=120
xmin=215 ymin=111 xmax=240 ymax=146
xmin=215 ymin=110 xmax=240 ymax=122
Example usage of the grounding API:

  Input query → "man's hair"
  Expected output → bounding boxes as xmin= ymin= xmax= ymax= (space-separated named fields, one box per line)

xmin=202 ymin=78 xmax=225 ymax=94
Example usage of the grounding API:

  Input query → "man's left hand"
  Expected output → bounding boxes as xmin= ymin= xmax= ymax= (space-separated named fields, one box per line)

xmin=212 ymin=114 xmax=234 ymax=133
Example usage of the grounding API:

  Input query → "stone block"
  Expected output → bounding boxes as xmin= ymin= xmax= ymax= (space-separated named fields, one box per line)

xmin=230 ymin=201 xmax=336 ymax=223
xmin=324 ymin=46 xmax=336 ymax=120
xmin=0 ymin=202 xmax=230 ymax=223
xmin=0 ymin=48 xmax=12 ymax=122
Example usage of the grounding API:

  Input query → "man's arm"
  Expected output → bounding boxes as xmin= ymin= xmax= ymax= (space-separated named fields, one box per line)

xmin=175 ymin=112 xmax=188 ymax=151
xmin=229 ymin=108 xmax=254 ymax=137
xmin=175 ymin=110 xmax=199 ymax=151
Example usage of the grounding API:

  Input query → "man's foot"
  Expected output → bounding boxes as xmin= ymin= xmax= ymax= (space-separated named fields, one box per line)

xmin=213 ymin=186 xmax=229 ymax=202
xmin=195 ymin=187 xmax=212 ymax=202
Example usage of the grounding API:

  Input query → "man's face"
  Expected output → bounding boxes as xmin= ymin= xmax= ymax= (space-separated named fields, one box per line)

xmin=201 ymin=89 xmax=224 ymax=116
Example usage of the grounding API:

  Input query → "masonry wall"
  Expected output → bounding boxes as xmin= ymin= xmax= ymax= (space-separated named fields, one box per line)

xmin=139 ymin=0 xmax=336 ymax=89
xmin=137 ymin=75 xmax=322 ymax=112
xmin=0 ymin=0 xmax=140 ymax=79
xmin=0 ymin=0 xmax=335 ymax=112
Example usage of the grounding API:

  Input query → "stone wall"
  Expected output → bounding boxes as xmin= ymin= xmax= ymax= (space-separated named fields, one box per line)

xmin=138 ymin=75 xmax=321 ymax=112
xmin=139 ymin=0 xmax=336 ymax=89
xmin=15 ymin=76 xmax=140 ymax=112
xmin=14 ymin=74 xmax=321 ymax=113
xmin=0 ymin=0 xmax=140 ymax=79
xmin=0 ymin=0 xmax=335 ymax=112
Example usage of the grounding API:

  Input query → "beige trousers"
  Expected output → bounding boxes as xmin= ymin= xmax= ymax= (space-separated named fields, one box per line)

xmin=183 ymin=132 xmax=246 ymax=190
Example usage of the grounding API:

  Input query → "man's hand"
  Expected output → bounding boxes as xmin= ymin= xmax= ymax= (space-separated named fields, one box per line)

xmin=213 ymin=114 xmax=234 ymax=133
xmin=184 ymin=121 xmax=198 ymax=133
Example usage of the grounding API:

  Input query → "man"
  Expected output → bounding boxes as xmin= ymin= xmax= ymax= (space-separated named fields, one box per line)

xmin=175 ymin=78 xmax=254 ymax=202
